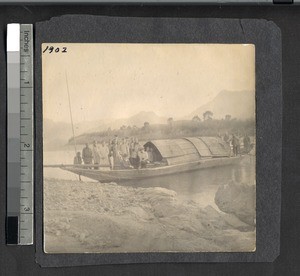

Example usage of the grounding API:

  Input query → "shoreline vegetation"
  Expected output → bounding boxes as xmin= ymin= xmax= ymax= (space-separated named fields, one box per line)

xmin=68 ymin=117 xmax=255 ymax=146
xmin=44 ymin=90 xmax=255 ymax=151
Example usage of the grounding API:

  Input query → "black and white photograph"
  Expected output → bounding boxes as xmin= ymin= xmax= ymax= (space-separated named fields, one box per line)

xmin=42 ymin=43 xmax=256 ymax=253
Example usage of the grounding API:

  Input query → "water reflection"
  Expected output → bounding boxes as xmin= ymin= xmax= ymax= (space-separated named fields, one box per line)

xmin=122 ymin=157 xmax=254 ymax=189
xmin=44 ymin=149 xmax=255 ymax=209
xmin=119 ymin=156 xmax=255 ymax=208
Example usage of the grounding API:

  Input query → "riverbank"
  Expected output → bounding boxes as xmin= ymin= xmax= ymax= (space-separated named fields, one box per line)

xmin=44 ymin=178 xmax=255 ymax=253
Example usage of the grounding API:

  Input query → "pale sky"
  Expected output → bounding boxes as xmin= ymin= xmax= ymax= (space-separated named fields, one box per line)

xmin=42 ymin=43 xmax=255 ymax=123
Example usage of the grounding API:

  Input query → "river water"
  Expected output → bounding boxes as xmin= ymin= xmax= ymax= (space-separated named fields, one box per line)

xmin=44 ymin=150 xmax=255 ymax=210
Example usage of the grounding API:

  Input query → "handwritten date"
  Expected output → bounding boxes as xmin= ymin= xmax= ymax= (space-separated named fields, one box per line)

xmin=43 ymin=46 xmax=67 ymax=54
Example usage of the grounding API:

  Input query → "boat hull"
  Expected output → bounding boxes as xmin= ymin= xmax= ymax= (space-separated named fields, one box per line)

xmin=61 ymin=156 xmax=243 ymax=183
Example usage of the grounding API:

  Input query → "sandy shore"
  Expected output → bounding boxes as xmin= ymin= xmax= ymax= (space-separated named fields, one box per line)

xmin=44 ymin=178 xmax=255 ymax=253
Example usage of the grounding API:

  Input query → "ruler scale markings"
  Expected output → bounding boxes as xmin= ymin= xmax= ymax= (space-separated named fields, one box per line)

xmin=19 ymin=24 xmax=34 ymax=245
xmin=6 ymin=24 xmax=21 ymax=245
xmin=6 ymin=24 xmax=34 ymax=245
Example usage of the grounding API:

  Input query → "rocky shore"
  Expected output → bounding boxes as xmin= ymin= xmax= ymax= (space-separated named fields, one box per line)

xmin=44 ymin=178 xmax=256 ymax=253
xmin=215 ymin=180 xmax=256 ymax=227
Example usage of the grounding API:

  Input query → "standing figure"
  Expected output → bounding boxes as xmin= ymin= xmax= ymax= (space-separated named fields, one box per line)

xmin=243 ymin=134 xmax=251 ymax=153
xmin=232 ymin=134 xmax=240 ymax=156
xmin=223 ymin=132 xmax=230 ymax=143
xmin=129 ymin=142 xmax=140 ymax=169
xmin=92 ymin=141 xmax=100 ymax=169
xmin=223 ymin=132 xmax=231 ymax=156
xmin=108 ymin=144 xmax=114 ymax=170
xmin=82 ymin=143 xmax=93 ymax=168
xmin=113 ymin=135 xmax=119 ymax=148
xmin=112 ymin=138 xmax=121 ymax=168
xmin=120 ymin=138 xmax=130 ymax=158
xmin=99 ymin=141 xmax=109 ymax=165
xmin=138 ymin=147 xmax=149 ymax=169
xmin=73 ymin=152 xmax=82 ymax=166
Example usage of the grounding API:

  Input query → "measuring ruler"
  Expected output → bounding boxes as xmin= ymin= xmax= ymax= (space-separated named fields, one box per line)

xmin=6 ymin=24 xmax=34 ymax=245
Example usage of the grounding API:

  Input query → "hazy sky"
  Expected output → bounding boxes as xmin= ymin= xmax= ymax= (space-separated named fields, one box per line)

xmin=42 ymin=43 xmax=255 ymax=123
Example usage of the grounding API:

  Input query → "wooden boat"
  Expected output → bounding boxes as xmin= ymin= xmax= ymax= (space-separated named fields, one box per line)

xmin=53 ymin=137 xmax=243 ymax=183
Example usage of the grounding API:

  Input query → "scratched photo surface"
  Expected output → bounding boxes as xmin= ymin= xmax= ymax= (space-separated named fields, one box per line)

xmin=42 ymin=43 xmax=256 ymax=253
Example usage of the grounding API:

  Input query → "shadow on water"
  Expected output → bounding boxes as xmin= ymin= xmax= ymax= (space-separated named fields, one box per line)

xmin=44 ymin=149 xmax=255 ymax=208
xmin=118 ymin=156 xmax=255 ymax=205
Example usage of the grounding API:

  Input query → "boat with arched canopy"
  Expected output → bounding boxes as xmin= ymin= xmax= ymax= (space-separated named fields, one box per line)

xmin=47 ymin=137 xmax=243 ymax=183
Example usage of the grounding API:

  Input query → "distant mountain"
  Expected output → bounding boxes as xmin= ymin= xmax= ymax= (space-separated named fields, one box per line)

xmin=116 ymin=111 xmax=167 ymax=128
xmin=43 ymin=112 xmax=167 ymax=150
xmin=187 ymin=90 xmax=255 ymax=120
xmin=85 ymin=111 xmax=167 ymax=134
xmin=44 ymin=90 xmax=255 ymax=151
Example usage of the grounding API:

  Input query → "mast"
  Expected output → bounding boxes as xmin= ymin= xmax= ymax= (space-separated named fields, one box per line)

xmin=65 ymin=71 xmax=77 ymax=155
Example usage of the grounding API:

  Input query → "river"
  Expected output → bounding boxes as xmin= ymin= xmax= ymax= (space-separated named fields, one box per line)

xmin=44 ymin=150 xmax=255 ymax=210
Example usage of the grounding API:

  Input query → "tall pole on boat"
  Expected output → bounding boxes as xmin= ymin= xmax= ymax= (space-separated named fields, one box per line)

xmin=66 ymin=71 xmax=77 ymax=155
xmin=66 ymin=72 xmax=81 ymax=181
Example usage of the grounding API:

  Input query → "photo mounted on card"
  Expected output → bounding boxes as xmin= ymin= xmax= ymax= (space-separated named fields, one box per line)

xmin=42 ymin=43 xmax=256 ymax=253
xmin=35 ymin=16 xmax=281 ymax=266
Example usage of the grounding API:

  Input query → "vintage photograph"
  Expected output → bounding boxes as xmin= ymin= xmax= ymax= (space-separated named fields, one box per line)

xmin=42 ymin=43 xmax=256 ymax=253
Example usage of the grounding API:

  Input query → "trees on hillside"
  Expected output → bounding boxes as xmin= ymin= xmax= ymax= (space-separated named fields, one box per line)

xmin=225 ymin=114 xmax=232 ymax=121
xmin=192 ymin=115 xmax=201 ymax=122
xmin=203 ymin=111 xmax=213 ymax=121
xmin=70 ymin=117 xmax=255 ymax=145
xmin=143 ymin=121 xmax=150 ymax=133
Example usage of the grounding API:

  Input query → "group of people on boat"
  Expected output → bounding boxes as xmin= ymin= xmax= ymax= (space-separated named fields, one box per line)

xmin=73 ymin=133 xmax=253 ymax=170
xmin=73 ymin=136 xmax=158 ymax=170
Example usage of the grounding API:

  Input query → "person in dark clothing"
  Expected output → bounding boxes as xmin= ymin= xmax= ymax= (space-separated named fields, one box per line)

xmin=138 ymin=147 xmax=149 ymax=169
xmin=243 ymin=134 xmax=251 ymax=153
xmin=232 ymin=135 xmax=240 ymax=156
xmin=82 ymin=143 xmax=93 ymax=168
xmin=223 ymin=132 xmax=230 ymax=143
xmin=129 ymin=142 xmax=140 ymax=169
xmin=73 ymin=152 xmax=82 ymax=166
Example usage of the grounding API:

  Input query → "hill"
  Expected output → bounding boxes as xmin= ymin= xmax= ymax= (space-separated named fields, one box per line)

xmin=188 ymin=90 xmax=255 ymax=120
xmin=43 ymin=112 xmax=167 ymax=150
xmin=44 ymin=90 xmax=255 ymax=149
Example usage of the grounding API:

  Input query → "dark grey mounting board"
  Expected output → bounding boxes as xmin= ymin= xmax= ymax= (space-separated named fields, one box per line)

xmin=34 ymin=15 xmax=281 ymax=267
xmin=0 ymin=4 xmax=299 ymax=276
